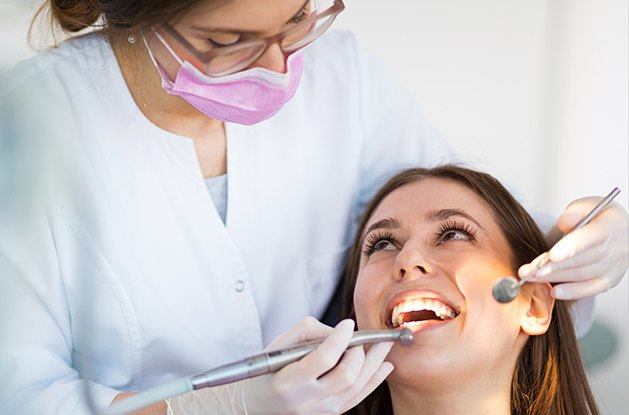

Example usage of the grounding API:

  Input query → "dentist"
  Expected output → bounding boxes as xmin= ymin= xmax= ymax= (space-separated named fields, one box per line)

xmin=0 ymin=0 xmax=627 ymax=414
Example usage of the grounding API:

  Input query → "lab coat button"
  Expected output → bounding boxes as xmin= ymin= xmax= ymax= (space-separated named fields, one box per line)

xmin=235 ymin=280 xmax=245 ymax=292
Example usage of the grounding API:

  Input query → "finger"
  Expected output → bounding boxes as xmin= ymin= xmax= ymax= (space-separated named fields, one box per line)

xmin=532 ymin=245 xmax=608 ymax=276
xmin=527 ymin=261 xmax=607 ymax=283
xmin=518 ymin=263 xmax=536 ymax=279
xmin=317 ymin=345 xmax=365 ymax=395
xmin=266 ymin=316 xmax=333 ymax=351
xmin=518 ymin=252 xmax=550 ymax=278
xmin=556 ymin=197 xmax=604 ymax=233
xmin=518 ymin=252 xmax=547 ymax=278
xmin=294 ymin=319 xmax=355 ymax=379
xmin=320 ymin=341 xmax=393 ymax=409
xmin=338 ymin=362 xmax=394 ymax=413
xmin=551 ymin=277 xmax=611 ymax=300
xmin=319 ymin=340 xmax=392 ymax=393
xmin=359 ymin=341 xmax=394 ymax=379
xmin=548 ymin=222 xmax=608 ymax=263
xmin=556 ymin=211 xmax=582 ymax=234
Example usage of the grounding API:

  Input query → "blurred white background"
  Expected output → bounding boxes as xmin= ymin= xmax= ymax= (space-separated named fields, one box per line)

xmin=1 ymin=0 xmax=627 ymax=412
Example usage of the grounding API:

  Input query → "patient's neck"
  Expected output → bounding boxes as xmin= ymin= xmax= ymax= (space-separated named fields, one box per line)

xmin=388 ymin=372 xmax=512 ymax=415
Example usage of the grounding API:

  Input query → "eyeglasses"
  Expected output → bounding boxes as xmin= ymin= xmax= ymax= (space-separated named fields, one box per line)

xmin=157 ymin=0 xmax=345 ymax=77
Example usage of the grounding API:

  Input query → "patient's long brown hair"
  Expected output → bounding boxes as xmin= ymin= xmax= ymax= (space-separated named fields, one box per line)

xmin=342 ymin=165 xmax=599 ymax=415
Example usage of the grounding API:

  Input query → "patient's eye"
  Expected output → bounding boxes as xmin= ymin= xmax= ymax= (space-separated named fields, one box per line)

xmin=362 ymin=231 xmax=398 ymax=256
xmin=440 ymin=230 xmax=470 ymax=242
xmin=373 ymin=239 xmax=395 ymax=251
xmin=436 ymin=220 xmax=477 ymax=245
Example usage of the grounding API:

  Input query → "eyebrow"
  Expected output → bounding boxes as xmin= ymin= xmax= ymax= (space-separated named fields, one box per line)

xmin=426 ymin=208 xmax=484 ymax=230
xmin=362 ymin=217 xmax=401 ymax=238
xmin=190 ymin=0 xmax=310 ymax=35
xmin=362 ymin=208 xmax=483 ymax=238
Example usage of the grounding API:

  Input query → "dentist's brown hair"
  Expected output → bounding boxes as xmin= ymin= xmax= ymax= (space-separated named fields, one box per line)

xmin=30 ymin=0 xmax=229 ymax=46
xmin=342 ymin=165 xmax=599 ymax=415
xmin=35 ymin=0 xmax=206 ymax=33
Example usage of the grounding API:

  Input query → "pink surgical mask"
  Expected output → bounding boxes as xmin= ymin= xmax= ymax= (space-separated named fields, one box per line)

xmin=143 ymin=31 xmax=305 ymax=125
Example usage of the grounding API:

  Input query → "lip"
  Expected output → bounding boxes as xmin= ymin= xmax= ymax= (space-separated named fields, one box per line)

xmin=384 ymin=289 xmax=460 ymax=329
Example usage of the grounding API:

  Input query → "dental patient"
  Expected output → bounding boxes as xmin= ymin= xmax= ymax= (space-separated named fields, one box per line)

xmin=341 ymin=166 xmax=599 ymax=415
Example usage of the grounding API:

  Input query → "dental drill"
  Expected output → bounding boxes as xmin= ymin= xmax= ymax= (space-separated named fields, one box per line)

xmin=103 ymin=328 xmax=414 ymax=415
xmin=492 ymin=187 xmax=621 ymax=303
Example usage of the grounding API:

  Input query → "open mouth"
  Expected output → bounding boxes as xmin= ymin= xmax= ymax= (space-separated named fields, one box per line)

xmin=387 ymin=296 xmax=460 ymax=330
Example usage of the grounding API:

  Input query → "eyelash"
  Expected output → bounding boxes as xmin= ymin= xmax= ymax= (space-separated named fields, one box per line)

xmin=207 ymin=37 xmax=240 ymax=47
xmin=288 ymin=4 xmax=310 ymax=24
xmin=362 ymin=231 xmax=397 ymax=257
xmin=361 ymin=220 xmax=478 ymax=257
xmin=435 ymin=220 xmax=477 ymax=244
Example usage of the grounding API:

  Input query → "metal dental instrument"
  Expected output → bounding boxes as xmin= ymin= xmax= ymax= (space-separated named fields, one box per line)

xmin=189 ymin=328 xmax=414 ymax=389
xmin=104 ymin=328 xmax=413 ymax=415
xmin=493 ymin=187 xmax=621 ymax=304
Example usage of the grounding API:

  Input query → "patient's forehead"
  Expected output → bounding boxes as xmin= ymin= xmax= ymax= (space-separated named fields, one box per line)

xmin=368 ymin=177 xmax=496 ymax=228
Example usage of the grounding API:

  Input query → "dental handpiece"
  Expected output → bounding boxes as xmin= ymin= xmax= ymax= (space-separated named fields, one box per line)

xmin=493 ymin=187 xmax=620 ymax=304
xmin=104 ymin=328 xmax=413 ymax=415
xmin=190 ymin=328 xmax=414 ymax=390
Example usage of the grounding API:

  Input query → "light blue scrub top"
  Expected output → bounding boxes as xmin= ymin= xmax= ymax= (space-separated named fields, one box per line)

xmin=204 ymin=174 xmax=228 ymax=224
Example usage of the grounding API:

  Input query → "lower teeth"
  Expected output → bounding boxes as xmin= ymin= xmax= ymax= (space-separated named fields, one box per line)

xmin=399 ymin=317 xmax=448 ymax=327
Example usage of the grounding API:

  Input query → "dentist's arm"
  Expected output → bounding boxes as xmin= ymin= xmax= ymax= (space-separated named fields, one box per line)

xmin=0 ymin=254 xmax=121 ymax=415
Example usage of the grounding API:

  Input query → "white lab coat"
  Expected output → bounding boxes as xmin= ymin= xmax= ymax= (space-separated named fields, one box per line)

xmin=0 ymin=30 xmax=591 ymax=414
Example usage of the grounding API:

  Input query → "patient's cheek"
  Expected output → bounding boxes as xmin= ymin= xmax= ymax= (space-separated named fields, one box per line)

xmin=353 ymin=276 xmax=378 ymax=328
xmin=457 ymin=261 xmax=521 ymax=328
xmin=456 ymin=257 xmax=512 ymax=292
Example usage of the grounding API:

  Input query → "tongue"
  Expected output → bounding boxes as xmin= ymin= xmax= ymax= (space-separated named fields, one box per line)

xmin=400 ymin=310 xmax=440 ymax=323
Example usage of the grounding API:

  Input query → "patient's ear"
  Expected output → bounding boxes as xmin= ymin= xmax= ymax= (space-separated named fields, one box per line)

xmin=520 ymin=282 xmax=555 ymax=336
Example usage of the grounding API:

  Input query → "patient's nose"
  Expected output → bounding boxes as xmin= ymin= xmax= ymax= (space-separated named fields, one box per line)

xmin=394 ymin=244 xmax=433 ymax=282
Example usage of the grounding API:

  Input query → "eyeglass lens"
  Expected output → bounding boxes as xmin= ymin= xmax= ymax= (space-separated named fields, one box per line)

xmin=205 ymin=0 xmax=341 ymax=75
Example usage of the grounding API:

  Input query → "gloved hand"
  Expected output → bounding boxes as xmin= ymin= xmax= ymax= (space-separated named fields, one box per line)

xmin=169 ymin=317 xmax=394 ymax=414
xmin=519 ymin=197 xmax=629 ymax=300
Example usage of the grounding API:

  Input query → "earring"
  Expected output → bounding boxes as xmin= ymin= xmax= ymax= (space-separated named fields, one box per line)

xmin=128 ymin=35 xmax=137 ymax=44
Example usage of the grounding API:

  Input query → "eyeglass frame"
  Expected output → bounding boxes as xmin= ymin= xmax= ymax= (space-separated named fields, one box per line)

xmin=157 ymin=0 xmax=345 ymax=76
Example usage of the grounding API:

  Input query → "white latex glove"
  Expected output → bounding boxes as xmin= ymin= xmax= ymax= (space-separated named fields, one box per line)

xmin=519 ymin=197 xmax=629 ymax=300
xmin=170 ymin=317 xmax=394 ymax=415
xmin=242 ymin=317 xmax=394 ymax=414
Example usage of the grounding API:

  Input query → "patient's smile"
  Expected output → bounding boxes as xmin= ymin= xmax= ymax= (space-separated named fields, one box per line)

xmin=386 ymin=290 xmax=459 ymax=332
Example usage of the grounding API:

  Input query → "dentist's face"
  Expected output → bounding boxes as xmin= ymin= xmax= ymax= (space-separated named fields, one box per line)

xmin=147 ymin=0 xmax=310 ymax=78
xmin=354 ymin=178 xmax=529 ymax=387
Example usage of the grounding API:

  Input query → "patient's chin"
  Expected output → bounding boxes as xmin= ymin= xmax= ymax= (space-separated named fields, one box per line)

xmin=386 ymin=343 xmax=470 ymax=389
xmin=385 ymin=337 xmax=509 ymax=392
xmin=386 ymin=334 xmax=518 ymax=393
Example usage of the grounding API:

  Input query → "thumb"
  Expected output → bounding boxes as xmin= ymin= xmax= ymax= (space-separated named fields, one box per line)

xmin=339 ymin=362 xmax=394 ymax=413
xmin=265 ymin=317 xmax=334 ymax=351
xmin=557 ymin=197 xmax=602 ymax=233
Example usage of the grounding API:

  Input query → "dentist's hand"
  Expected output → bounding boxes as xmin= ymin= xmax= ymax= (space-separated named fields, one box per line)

xmin=241 ymin=317 xmax=394 ymax=414
xmin=169 ymin=317 xmax=394 ymax=415
xmin=520 ymin=197 xmax=629 ymax=300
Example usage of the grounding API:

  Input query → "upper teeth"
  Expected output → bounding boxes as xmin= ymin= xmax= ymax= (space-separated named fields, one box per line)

xmin=391 ymin=298 xmax=457 ymax=328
